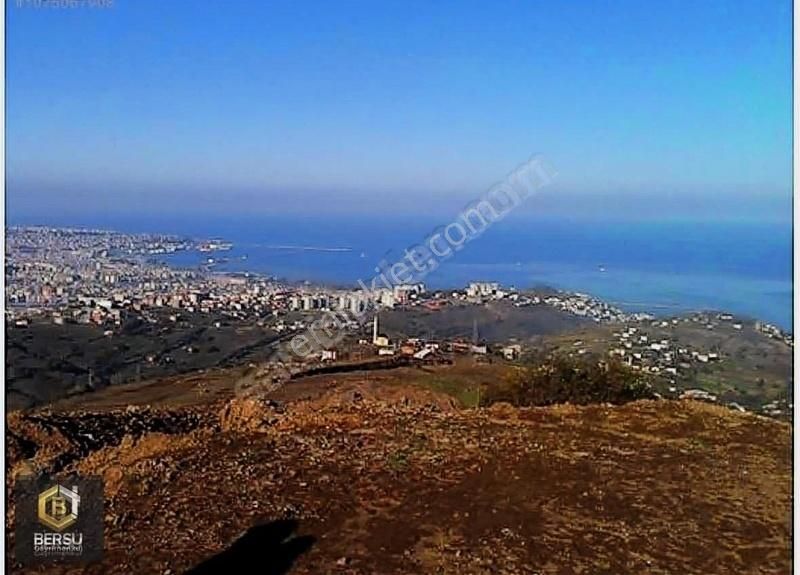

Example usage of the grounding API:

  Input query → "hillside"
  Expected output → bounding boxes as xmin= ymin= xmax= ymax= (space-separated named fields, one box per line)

xmin=6 ymin=372 xmax=791 ymax=574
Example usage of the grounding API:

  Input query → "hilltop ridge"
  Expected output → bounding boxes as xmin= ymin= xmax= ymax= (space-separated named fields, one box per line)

xmin=6 ymin=372 xmax=791 ymax=574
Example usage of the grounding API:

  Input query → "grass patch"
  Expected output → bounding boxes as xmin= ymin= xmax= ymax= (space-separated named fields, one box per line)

xmin=694 ymin=372 xmax=734 ymax=395
xmin=387 ymin=450 xmax=410 ymax=473
xmin=405 ymin=373 xmax=483 ymax=408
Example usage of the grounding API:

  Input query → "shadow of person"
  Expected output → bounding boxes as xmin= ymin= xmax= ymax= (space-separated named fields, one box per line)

xmin=185 ymin=519 xmax=315 ymax=575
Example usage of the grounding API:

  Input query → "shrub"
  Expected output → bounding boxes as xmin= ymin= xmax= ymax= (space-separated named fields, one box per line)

xmin=481 ymin=355 xmax=653 ymax=407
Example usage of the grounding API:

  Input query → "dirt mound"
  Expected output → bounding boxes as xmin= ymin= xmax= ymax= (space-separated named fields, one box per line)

xmin=6 ymin=411 xmax=73 ymax=480
xmin=218 ymin=397 xmax=282 ymax=432
xmin=76 ymin=431 xmax=211 ymax=497
xmin=5 ymin=405 xmax=217 ymax=478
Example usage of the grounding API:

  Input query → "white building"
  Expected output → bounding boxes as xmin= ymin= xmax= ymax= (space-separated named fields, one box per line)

xmin=466 ymin=282 xmax=501 ymax=299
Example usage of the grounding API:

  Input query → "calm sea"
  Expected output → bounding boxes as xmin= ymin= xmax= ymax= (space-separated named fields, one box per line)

xmin=16 ymin=214 xmax=793 ymax=330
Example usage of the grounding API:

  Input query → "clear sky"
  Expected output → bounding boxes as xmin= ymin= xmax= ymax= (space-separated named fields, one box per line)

xmin=7 ymin=0 xmax=792 ymax=221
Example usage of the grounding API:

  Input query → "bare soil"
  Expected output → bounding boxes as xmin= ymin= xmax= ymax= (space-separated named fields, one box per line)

xmin=6 ymin=374 xmax=791 ymax=575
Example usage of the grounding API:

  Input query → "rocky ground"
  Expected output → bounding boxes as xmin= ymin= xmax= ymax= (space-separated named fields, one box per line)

xmin=6 ymin=378 xmax=792 ymax=574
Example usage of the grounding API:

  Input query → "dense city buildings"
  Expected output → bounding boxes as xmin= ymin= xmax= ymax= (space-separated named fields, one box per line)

xmin=7 ymin=226 xmax=652 ymax=331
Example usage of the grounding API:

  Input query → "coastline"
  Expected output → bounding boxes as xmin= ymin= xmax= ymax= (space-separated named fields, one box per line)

xmin=157 ymin=241 xmax=793 ymax=332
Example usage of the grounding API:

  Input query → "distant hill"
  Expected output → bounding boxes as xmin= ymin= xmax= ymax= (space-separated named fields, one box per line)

xmin=379 ymin=300 xmax=589 ymax=341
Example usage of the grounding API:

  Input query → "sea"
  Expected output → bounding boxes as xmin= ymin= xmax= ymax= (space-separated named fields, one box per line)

xmin=16 ymin=213 xmax=793 ymax=330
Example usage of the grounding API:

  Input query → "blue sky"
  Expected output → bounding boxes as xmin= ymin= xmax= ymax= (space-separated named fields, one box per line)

xmin=7 ymin=0 xmax=792 ymax=221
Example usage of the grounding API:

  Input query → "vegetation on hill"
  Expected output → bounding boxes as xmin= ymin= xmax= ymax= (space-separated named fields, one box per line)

xmin=481 ymin=355 xmax=653 ymax=407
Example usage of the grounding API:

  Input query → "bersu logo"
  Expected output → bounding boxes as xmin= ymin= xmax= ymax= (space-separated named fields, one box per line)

xmin=37 ymin=484 xmax=80 ymax=531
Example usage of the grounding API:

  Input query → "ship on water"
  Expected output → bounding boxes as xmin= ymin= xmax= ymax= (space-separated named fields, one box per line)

xmin=198 ymin=239 xmax=233 ymax=252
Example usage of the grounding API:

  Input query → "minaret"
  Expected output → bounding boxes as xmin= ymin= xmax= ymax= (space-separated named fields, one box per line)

xmin=373 ymin=314 xmax=379 ymax=344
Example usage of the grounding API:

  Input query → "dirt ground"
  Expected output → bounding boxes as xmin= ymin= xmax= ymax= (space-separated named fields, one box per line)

xmin=6 ymin=375 xmax=792 ymax=575
xmin=46 ymin=359 xmax=509 ymax=412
